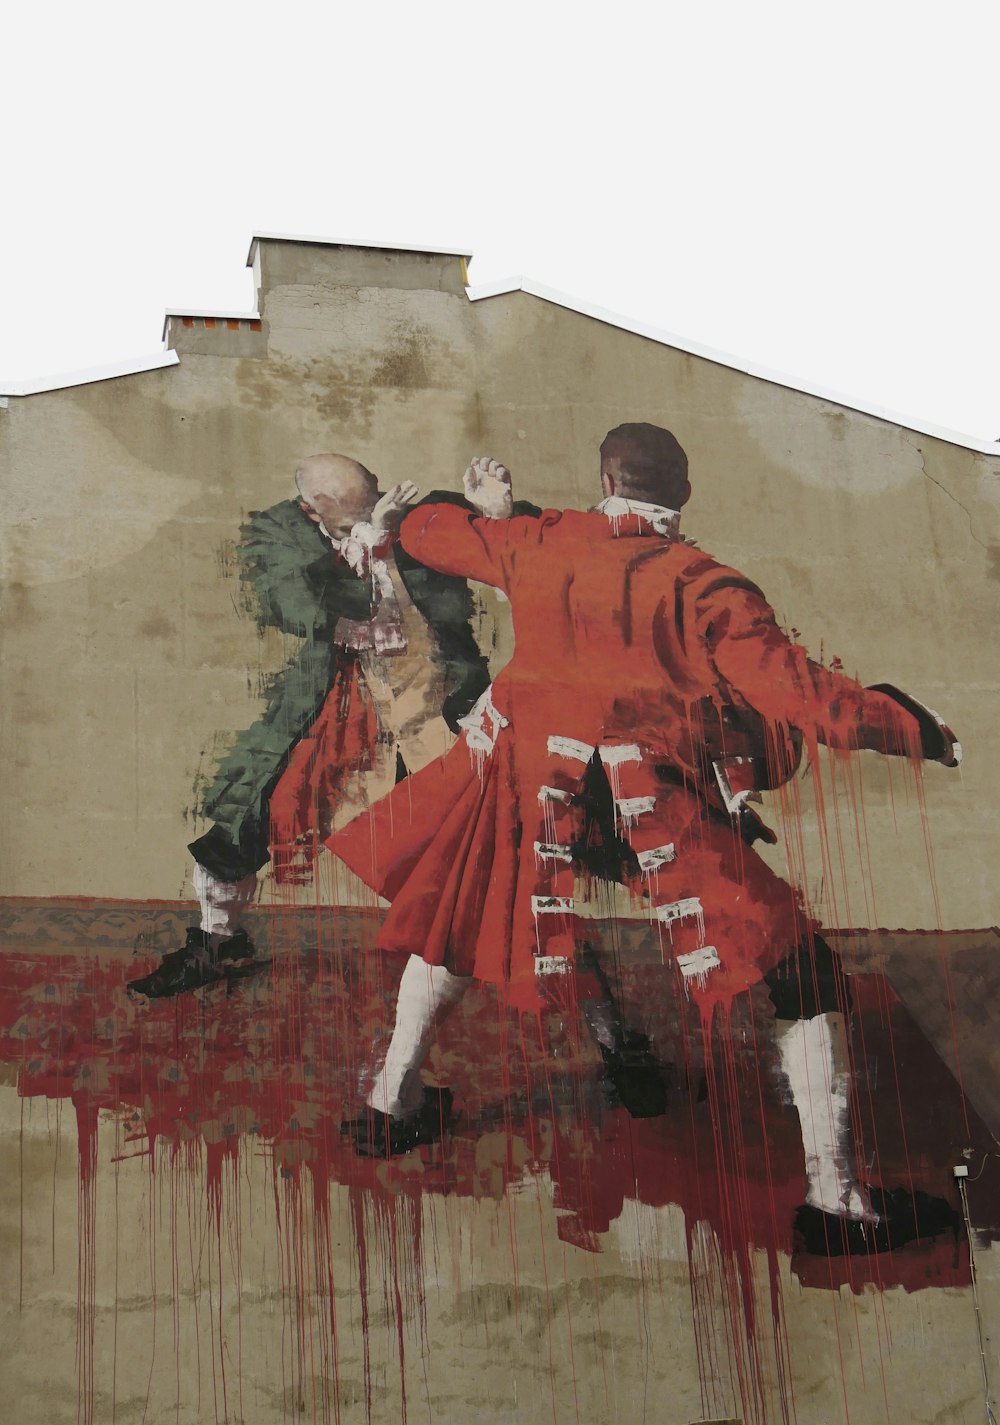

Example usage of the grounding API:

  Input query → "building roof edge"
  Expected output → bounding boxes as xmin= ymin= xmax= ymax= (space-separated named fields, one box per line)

xmin=466 ymin=276 xmax=1000 ymax=458
xmin=0 ymin=350 xmax=180 ymax=398
xmin=246 ymin=231 xmax=474 ymax=265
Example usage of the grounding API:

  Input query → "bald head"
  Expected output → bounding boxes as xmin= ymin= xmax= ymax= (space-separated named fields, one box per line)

xmin=295 ymin=453 xmax=379 ymax=539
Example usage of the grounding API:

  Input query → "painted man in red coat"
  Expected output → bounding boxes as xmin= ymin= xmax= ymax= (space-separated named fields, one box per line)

xmin=331 ymin=427 xmax=961 ymax=1253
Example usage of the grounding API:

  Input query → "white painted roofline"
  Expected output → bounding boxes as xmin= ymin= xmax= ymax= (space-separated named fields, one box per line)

xmin=0 ymin=350 xmax=179 ymax=398
xmin=246 ymin=231 xmax=474 ymax=265
xmin=1 ymin=254 xmax=995 ymax=455
xmin=467 ymin=275 xmax=1000 ymax=458
xmin=161 ymin=309 xmax=261 ymax=341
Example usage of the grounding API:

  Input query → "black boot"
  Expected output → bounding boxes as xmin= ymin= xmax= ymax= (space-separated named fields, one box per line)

xmin=794 ymin=1186 xmax=961 ymax=1257
xmin=216 ymin=928 xmax=269 ymax=983
xmin=342 ymin=1087 xmax=454 ymax=1158
xmin=599 ymin=1032 xmax=669 ymax=1118
xmin=127 ymin=927 xmax=262 ymax=1000
xmin=577 ymin=943 xmax=669 ymax=1119
xmin=127 ymin=928 xmax=221 ymax=999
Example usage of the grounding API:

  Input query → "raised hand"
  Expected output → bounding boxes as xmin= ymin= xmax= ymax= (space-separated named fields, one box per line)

xmin=463 ymin=456 xmax=513 ymax=520
xmin=371 ymin=480 xmax=420 ymax=531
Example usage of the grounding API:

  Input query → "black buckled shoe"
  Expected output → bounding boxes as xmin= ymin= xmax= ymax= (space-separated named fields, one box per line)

xmin=215 ymin=927 xmax=254 ymax=965
xmin=127 ymin=927 xmax=264 ymax=1000
xmin=794 ymin=1186 xmax=960 ymax=1257
xmin=127 ymin=928 xmax=222 ymax=999
xmin=599 ymin=1032 xmax=669 ymax=1119
xmin=215 ymin=928 xmax=270 ymax=985
xmin=342 ymin=1087 xmax=454 ymax=1158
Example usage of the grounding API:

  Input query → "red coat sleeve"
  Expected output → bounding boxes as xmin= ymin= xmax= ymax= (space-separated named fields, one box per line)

xmin=399 ymin=503 xmax=553 ymax=589
xmin=693 ymin=576 xmax=923 ymax=758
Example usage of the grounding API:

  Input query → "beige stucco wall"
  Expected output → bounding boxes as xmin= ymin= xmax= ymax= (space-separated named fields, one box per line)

xmin=1 ymin=240 xmax=996 ymax=928
xmin=4 ymin=1086 xmax=1000 ymax=1425
xmin=3 ymin=240 xmax=1000 ymax=1425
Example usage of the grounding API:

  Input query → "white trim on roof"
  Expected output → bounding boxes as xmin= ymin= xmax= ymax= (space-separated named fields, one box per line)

xmin=466 ymin=276 xmax=1000 ymax=458
xmin=0 ymin=351 xmax=179 ymax=398
xmin=246 ymin=231 xmax=474 ymax=265
xmin=1 ymin=254 xmax=995 ymax=456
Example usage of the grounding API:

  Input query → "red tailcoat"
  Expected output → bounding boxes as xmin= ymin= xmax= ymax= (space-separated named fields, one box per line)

xmin=329 ymin=504 xmax=923 ymax=1015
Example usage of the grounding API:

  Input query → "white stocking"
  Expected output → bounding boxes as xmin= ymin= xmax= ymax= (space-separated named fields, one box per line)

xmin=192 ymin=863 xmax=257 ymax=942
xmin=775 ymin=1012 xmax=871 ymax=1220
xmin=366 ymin=956 xmax=471 ymax=1119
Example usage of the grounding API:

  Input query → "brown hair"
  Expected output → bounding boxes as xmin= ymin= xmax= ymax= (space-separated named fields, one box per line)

xmin=600 ymin=423 xmax=690 ymax=507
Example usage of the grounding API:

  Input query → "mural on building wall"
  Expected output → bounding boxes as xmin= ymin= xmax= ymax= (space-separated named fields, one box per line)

xmin=3 ymin=400 xmax=996 ymax=1425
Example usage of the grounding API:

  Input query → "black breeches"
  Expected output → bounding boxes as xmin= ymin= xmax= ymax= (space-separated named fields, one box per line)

xmin=763 ymin=933 xmax=852 ymax=1020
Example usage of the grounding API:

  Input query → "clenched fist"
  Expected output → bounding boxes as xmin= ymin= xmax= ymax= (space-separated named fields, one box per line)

xmin=464 ymin=456 xmax=513 ymax=520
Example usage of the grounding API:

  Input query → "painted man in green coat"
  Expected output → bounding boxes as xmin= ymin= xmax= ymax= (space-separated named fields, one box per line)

xmin=129 ymin=453 xmax=530 ymax=998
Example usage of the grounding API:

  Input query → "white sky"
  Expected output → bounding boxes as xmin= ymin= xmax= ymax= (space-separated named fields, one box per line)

xmin=2 ymin=1 xmax=997 ymax=441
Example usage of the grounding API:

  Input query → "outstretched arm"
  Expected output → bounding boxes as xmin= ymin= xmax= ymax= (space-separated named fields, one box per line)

xmin=399 ymin=454 xmax=546 ymax=588
xmin=696 ymin=578 xmax=958 ymax=762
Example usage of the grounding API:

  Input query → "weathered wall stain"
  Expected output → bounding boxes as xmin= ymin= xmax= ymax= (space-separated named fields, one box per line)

xmin=2 ymin=237 xmax=999 ymax=1425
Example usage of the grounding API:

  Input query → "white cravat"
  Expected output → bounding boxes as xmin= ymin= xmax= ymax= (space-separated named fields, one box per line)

xmin=319 ymin=520 xmax=406 ymax=654
xmin=593 ymin=496 xmax=682 ymax=538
